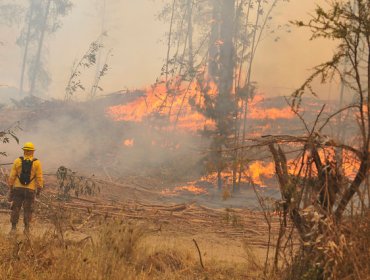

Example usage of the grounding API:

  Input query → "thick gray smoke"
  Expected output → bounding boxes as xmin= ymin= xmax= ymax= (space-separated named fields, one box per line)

xmin=1 ymin=99 xmax=205 ymax=182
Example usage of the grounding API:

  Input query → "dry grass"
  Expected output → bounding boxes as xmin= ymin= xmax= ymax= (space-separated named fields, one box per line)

xmin=278 ymin=210 xmax=370 ymax=280
xmin=1 ymin=210 xmax=368 ymax=280
xmin=0 ymin=218 xmax=264 ymax=280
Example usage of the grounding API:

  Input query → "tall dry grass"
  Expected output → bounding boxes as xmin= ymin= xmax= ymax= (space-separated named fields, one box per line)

xmin=0 ymin=218 xmax=262 ymax=280
xmin=277 ymin=210 xmax=370 ymax=280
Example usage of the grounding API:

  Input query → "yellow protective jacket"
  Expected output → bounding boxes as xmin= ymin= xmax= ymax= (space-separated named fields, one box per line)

xmin=8 ymin=156 xmax=43 ymax=191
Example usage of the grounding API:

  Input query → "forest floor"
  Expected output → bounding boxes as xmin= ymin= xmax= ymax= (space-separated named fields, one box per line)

xmin=0 ymin=173 xmax=286 ymax=279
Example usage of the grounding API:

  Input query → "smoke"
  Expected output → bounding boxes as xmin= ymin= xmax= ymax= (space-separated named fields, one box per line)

xmin=2 ymin=100 xmax=205 ymax=181
xmin=0 ymin=0 xmax=340 ymax=100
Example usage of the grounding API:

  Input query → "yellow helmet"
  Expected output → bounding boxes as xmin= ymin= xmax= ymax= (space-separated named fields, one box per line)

xmin=22 ymin=142 xmax=36 ymax=151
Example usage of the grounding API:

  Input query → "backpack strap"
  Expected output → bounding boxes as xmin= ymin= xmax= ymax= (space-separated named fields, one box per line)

xmin=19 ymin=157 xmax=37 ymax=163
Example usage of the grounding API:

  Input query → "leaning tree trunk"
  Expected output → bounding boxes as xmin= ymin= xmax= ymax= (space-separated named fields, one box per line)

xmin=29 ymin=0 xmax=51 ymax=96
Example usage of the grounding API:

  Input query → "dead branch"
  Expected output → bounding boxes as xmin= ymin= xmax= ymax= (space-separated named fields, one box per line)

xmin=192 ymin=238 xmax=205 ymax=269
xmin=318 ymin=104 xmax=359 ymax=132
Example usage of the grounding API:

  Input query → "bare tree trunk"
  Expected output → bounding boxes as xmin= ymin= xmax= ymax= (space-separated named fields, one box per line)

xmin=336 ymin=159 xmax=367 ymax=220
xmin=19 ymin=2 xmax=35 ymax=95
xmin=157 ymin=0 xmax=176 ymax=118
xmin=187 ymin=0 xmax=194 ymax=71
xmin=217 ymin=169 xmax=222 ymax=190
xmin=208 ymin=0 xmax=220 ymax=78
xmin=238 ymin=0 xmax=262 ymax=185
xmin=232 ymin=0 xmax=248 ymax=192
xmin=220 ymin=0 xmax=235 ymax=191
xmin=366 ymin=39 xmax=370 ymax=207
xmin=273 ymin=214 xmax=285 ymax=272
xmin=165 ymin=0 xmax=176 ymax=83
xmin=29 ymin=0 xmax=51 ymax=95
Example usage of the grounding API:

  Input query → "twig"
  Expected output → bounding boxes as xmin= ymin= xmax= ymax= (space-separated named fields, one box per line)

xmin=250 ymin=179 xmax=272 ymax=275
xmin=192 ymin=238 xmax=205 ymax=269
xmin=318 ymin=104 xmax=358 ymax=132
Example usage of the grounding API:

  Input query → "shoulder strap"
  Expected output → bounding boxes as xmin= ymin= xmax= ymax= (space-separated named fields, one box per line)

xmin=19 ymin=157 xmax=37 ymax=162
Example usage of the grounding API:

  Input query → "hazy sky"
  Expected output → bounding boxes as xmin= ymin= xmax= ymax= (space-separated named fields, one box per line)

xmin=0 ymin=0 xmax=340 ymax=100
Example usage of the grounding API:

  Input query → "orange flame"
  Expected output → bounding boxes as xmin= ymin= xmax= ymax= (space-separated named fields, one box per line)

xmin=161 ymin=183 xmax=208 ymax=196
xmin=106 ymin=79 xmax=360 ymax=188
xmin=107 ymin=79 xmax=217 ymax=131
xmin=247 ymin=161 xmax=275 ymax=186
xmin=249 ymin=107 xmax=295 ymax=120
xmin=123 ymin=139 xmax=134 ymax=147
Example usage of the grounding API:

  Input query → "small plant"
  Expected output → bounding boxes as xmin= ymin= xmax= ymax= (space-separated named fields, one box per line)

xmin=99 ymin=220 xmax=147 ymax=263
xmin=64 ymin=36 xmax=105 ymax=100
xmin=0 ymin=124 xmax=20 ymax=157
xmin=56 ymin=166 xmax=100 ymax=199
xmin=223 ymin=208 xmax=241 ymax=227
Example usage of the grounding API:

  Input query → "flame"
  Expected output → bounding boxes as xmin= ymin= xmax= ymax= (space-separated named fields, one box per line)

xmin=107 ymin=78 xmax=296 ymax=133
xmin=195 ymin=148 xmax=360 ymax=188
xmin=215 ymin=39 xmax=224 ymax=46
xmin=161 ymin=183 xmax=208 ymax=196
xmin=106 ymin=78 xmax=361 ymax=188
xmin=107 ymin=79 xmax=217 ymax=132
xmin=123 ymin=139 xmax=134 ymax=147
xmin=249 ymin=107 xmax=295 ymax=120
xmin=160 ymin=147 xmax=361 ymax=192
xmin=247 ymin=161 xmax=275 ymax=186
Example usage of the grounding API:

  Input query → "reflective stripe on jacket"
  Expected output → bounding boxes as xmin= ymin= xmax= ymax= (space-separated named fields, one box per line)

xmin=8 ymin=156 xmax=43 ymax=190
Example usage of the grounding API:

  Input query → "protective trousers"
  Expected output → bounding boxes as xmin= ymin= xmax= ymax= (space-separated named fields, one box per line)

xmin=10 ymin=188 xmax=35 ymax=229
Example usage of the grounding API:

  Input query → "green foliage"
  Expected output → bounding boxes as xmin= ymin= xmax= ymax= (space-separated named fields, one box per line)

xmin=291 ymin=0 xmax=370 ymax=109
xmin=0 ymin=124 xmax=20 ymax=157
xmin=89 ymin=48 xmax=112 ymax=99
xmin=65 ymin=39 xmax=104 ymax=100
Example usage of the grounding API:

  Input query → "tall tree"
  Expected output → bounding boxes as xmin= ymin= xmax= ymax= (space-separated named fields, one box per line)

xmin=204 ymin=0 xmax=236 ymax=189
xmin=19 ymin=2 xmax=35 ymax=96
xmin=28 ymin=0 xmax=51 ymax=96
xmin=18 ymin=0 xmax=72 ymax=96
xmin=0 ymin=1 xmax=24 ymax=26
xmin=155 ymin=0 xmax=285 ymax=191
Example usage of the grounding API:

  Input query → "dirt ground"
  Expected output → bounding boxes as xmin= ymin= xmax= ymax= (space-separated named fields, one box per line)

xmin=0 ymin=173 xmax=282 ymax=267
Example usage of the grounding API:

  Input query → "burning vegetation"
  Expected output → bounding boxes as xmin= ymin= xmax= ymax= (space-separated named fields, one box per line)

xmin=0 ymin=0 xmax=370 ymax=279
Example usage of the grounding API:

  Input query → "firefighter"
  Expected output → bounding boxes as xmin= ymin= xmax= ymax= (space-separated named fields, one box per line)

xmin=8 ymin=142 xmax=43 ymax=235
